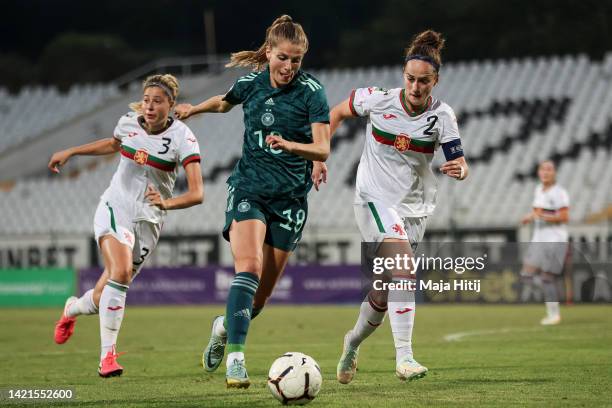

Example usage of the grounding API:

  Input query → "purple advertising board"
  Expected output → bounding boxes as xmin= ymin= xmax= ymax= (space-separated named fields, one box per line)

xmin=79 ymin=265 xmax=364 ymax=305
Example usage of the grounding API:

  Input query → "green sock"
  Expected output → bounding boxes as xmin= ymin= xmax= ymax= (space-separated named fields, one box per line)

xmin=226 ymin=272 xmax=259 ymax=354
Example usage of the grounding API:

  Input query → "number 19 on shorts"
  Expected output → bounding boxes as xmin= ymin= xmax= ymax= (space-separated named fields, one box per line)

xmin=280 ymin=209 xmax=306 ymax=233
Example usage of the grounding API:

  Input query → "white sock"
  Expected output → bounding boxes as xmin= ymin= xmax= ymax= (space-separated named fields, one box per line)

xmin=348 ymin=293 xmax=387 ymax=349
xmin=226 ymin=352 xmax=245 ymax=368
xmin=214 ymin=316 xmax=227 ymax=337
xmin=99 ymin=280 xmax=128 ymax=361
xmin=388 ymin=283 xmax=416 ymax=362
xmin=66 ymin=289 xmax=98 ymax=317
xmin=545 ymin=302 xmax=560 ymax=318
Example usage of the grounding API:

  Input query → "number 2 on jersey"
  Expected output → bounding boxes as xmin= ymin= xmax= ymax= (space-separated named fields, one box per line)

xmin=423 ymin=116 xmax=438 ymax=136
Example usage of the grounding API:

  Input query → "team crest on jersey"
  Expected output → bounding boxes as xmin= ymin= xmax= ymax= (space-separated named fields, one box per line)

xmin=394 ymin=134 xmax=411 ymax=152
xmin=238 ymin=201 xmax=251 ymax=213
xmin=134 ymin=149 xmax=149 ymax=165
xmin=261 ymin=112 xmax=275 ymax=127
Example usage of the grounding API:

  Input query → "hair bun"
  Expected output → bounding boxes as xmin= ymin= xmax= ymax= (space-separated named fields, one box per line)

xmin=412 ymin=30 xmax=445 ymax=52
xmin=272 ymin=14 xmax=293 ymax=25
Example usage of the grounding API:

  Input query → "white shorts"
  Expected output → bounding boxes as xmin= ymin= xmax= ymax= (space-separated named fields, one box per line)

xmin=524 ymin=242 xmax=568 ymax=275
xmin=354 ymin=202 xmax=427 ymax=251
xmin=93 ymin=200 xmax=162 ymax=279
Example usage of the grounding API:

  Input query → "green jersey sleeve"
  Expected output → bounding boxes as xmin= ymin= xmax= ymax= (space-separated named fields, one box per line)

xmin=307 ymin=86 xmax=330 ymax=124
xmin=222 ymin=72 xmax=259 ymax=105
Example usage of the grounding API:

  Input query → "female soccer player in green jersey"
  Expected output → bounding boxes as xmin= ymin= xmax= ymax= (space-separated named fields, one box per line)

xmin=175 ymin=15 xmax=330 ymax=388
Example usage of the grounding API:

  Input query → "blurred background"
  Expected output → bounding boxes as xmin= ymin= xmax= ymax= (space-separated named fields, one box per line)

xmin=1 ymin=0 xmax=610 ymax=307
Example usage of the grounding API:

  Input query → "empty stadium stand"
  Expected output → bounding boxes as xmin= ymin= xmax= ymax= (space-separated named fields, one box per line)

xmin=1 ymin=54 xmax=611 ymax=235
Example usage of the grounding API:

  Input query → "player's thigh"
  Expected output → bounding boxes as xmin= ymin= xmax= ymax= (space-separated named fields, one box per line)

xmin=541 ymin=242 xmax=568 ymax=275
xmin=254 ymin=244 xmax=292 ymax=307
xmin=523 ymin=243 xmax=545 ymax=273
xmin=94 ymin=200 xmax=135 ymax=249
xmin=402 ymin=216 xmax=427 ymax=253
xmin=223 ymin=187 xmax=269 ymax=275
xmin=354 ymin=202 xmax=408 ymax=243
xmin=99 ymin=235 xmax=133 ymax=284
xmin=229 ymin=219 xmax=267 ymax=276
xmin=131 ymin=221 xmax=163 ymax=281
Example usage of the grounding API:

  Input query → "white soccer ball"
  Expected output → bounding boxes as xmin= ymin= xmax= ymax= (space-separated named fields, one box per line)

xmin=267 ymin=352 xmax=322 ymax=405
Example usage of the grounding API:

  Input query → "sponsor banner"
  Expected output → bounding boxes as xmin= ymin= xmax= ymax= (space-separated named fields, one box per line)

xmin=89 ymin=234 xmax=221 ymax=268
xmin=0 ymin=268 xmax=76 ymax=307
xmin=0 ymin=235 xmax=90 ymax=269
xmin=79 ymin=265 xmax=363 ymax=305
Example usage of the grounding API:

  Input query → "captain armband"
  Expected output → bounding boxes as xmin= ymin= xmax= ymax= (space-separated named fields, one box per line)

xmin=442 ymin=139 xmax=464 ymax=161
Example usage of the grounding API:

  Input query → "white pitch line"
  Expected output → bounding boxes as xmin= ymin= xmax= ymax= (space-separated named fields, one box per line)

xmin=444 ymin=327 xmax=542 ymax=342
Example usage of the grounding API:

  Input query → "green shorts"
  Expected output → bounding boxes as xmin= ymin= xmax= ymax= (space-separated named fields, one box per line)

xmin=223 ymin=185 xmax=308 ymax=252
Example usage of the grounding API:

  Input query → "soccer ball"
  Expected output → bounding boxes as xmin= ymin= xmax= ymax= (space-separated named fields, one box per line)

xmin=267 ymin=352 xmax=322 ymax=405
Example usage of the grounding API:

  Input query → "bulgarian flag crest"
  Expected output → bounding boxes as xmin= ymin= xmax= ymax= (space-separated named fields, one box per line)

xmin=394 ymin=133 xmax=411 ymax=152
xmin=134 ymin=149 xmax=149 ymax=165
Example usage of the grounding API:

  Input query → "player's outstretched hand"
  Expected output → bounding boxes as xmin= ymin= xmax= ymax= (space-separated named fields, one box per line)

xmin=440 ymin=160 xmax=464 ymax=180
xmin=48 ymin=150 xmax=71 ymax=174
xmin=145 ymin=184 xmax=166 ymax=209
xmin=174 ymin=104 xmax=194 ymax=120
xmin=312 ymin=161 xmax=328 ymax=191
xmin=266 ymin=134 xmax=294 ymax=153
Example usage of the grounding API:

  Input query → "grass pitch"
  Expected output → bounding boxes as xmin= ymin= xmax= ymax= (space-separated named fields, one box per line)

xmin=1 ymin=304 xmax=611 ymax=407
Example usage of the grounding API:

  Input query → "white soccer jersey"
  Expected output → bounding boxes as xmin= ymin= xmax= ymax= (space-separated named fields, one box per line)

xmin=350 ymin=87 xmax=461 ymax=217
xmin=100 ymin=112 xmax=201 ymax=224
xmin=531 ymin=184 xmax=569 ymax=242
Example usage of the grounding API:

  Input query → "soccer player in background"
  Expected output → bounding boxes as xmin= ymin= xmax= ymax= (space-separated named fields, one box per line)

xmin=174 ymin=15 xmax=330 ymax=388
xmin=49 ymin=74 xmax=204 ymax=377
xmin=520 ymin=160 xmax=570 ymax=325
xmin=324 ymin=30 xmax=468 ymax=383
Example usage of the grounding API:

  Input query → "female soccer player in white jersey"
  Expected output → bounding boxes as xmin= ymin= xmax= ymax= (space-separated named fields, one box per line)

xmin=48 ymin=74 xmax=204 ymax=377
xmin=326 ymin=30 xmax=468 ymax=383
xmin=520 ymin=160 xmax=569 ymax=325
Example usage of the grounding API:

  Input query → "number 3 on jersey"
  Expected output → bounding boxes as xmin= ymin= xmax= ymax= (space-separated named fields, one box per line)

xmin=255 ymin=130 xmax=283 ymax=154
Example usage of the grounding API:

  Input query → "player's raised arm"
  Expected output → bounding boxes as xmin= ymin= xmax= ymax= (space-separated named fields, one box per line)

xmin=330 ymin=98 xmax=356 ymax=135
xmin=175 ymin=95 xmax=235 ymax=120
xmin=48 ymin=137 xmax=121 ymax=173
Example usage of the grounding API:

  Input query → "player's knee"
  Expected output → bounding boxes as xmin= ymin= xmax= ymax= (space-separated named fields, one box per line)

xmin=234 ymin=255 xmax=263 ymax=274
xmin=109 ymin=265 xmax=132 ymax=284
xmin=368 ymin=289 xmax=388 ymax=309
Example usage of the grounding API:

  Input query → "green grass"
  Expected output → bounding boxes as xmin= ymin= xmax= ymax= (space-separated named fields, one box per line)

xmin=1 ymin=304 xmax=611 ymax=407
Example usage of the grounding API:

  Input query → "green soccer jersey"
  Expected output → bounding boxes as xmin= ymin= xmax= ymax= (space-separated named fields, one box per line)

xmin=223 ymin=68 xmax=330 ymax=198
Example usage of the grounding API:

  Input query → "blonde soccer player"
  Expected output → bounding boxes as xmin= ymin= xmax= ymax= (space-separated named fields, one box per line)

xmin=324 ymin=30 xmax=468 ymax=383
xmin=520 ymin=160 xmax=569 ymax=325
xmin=50 ymin=74 xmax=204 ymax=377
xmin=175 ymin=15 xmax=330 ymax=388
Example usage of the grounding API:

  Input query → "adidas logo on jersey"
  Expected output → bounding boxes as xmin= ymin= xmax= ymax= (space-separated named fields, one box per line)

xmin=265 ymin=98 xmax=275 ymax=105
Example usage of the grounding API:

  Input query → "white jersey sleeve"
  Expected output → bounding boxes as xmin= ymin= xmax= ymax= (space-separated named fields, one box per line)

xmin=557 ymin=187 xmax=570 ymax=208
xmin=438 ymin=104 xmax=461 ymax=144
xmin=177 ymin=128 xmax=202 ymax=168
xmin=349 ymin=87 xmax=390 ymax=117
xmin=113 ymin=112 xmax=136 ymax=141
